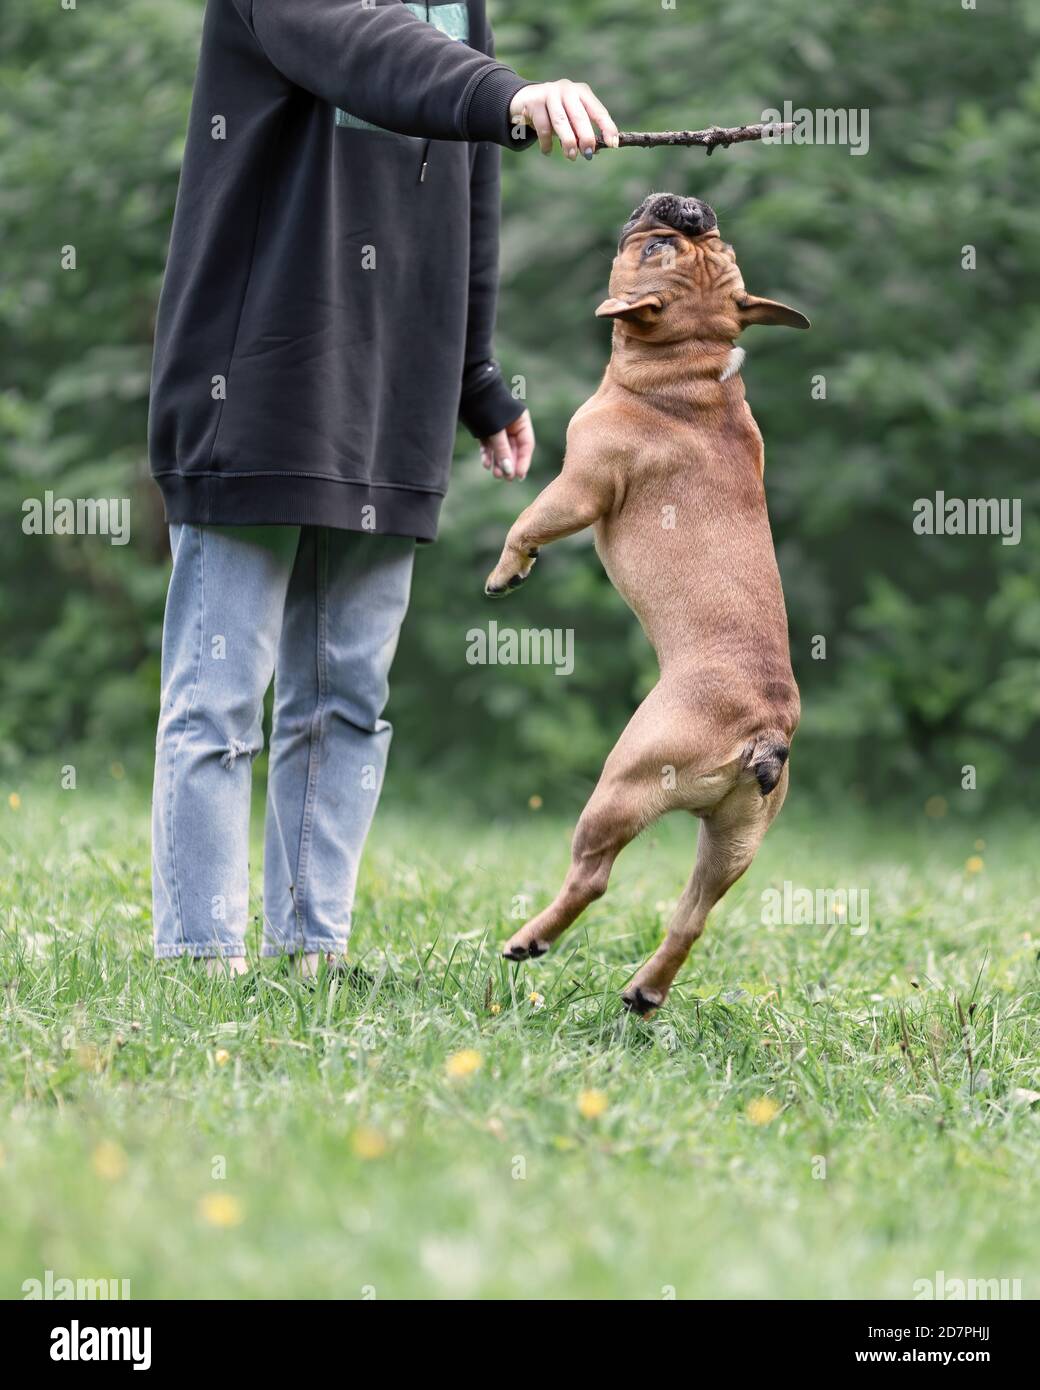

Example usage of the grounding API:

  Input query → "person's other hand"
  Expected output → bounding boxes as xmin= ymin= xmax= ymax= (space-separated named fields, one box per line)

xmin=479 ymin=409 xmax=535 ymax=481
xmin=509 ymin=81 xmax=620 ymax=159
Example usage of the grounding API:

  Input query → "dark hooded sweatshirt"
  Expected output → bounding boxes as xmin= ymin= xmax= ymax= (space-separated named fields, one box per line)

xmin=149 ymin=0 xmax=533 ymax=541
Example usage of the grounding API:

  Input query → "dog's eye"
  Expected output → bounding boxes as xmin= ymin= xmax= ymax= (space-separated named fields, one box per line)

xmin=642 ymin=239 xmax=670 ymax=259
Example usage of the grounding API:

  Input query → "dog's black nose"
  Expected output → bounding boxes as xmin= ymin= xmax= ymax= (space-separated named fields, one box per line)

xmin=676 ymin=196 xmax=717 ymax=233
xmin=619 ymin=193 xmax=718 ymax=247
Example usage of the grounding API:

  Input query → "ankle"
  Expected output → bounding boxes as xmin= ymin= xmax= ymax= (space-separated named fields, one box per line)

xmin=205 ymin=955 xmax=249 ymax=978
xmin=299 ymin=951 xmax=345 ymax=979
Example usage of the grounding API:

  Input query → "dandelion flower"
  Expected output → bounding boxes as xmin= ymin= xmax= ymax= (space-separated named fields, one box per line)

xmin=528 ymin=992 xmax=545 ymax=1011
xmin=445 ymin=1049 xmax=482 ymax=1079
xmin=965 ymin=856 xmax=984 ymax=874
xmin=746 ymin=1096 xmax=781 ymax=1126
xmin=198 ymin=1193 xmax=244 ymax=1228
xmin=214 ymin=1048 xmax=230 ymax=1066
xmin=92 ymin=1141 xmax=127 ymax=1181
xmin=351 ymin=1126 xmax=388 ymax=1160
xmin=578 ymin=1089 xmax=609 ymax=1119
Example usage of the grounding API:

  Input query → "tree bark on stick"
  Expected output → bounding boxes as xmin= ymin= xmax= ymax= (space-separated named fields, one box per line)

xmin=594 ymin=122 xmax=795 ymax=154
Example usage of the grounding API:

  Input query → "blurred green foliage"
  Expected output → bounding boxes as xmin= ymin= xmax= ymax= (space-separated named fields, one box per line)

xmin=2 ymin=0 xmax=1038 ymax=812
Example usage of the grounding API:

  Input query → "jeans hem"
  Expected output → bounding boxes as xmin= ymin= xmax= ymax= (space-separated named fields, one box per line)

xmin=154 ymin=943 xmax=246 ymax=959
xmin=260 ymin=940 xmax=349 ymax=958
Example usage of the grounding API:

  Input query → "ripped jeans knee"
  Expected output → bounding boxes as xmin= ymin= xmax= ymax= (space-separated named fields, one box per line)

xmin=220 ymin=737 xmax=259 ymax=771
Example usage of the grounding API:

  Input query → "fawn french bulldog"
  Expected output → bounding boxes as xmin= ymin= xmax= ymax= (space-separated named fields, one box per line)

xmin=485 ymin=193 xmax=809 ymax=1014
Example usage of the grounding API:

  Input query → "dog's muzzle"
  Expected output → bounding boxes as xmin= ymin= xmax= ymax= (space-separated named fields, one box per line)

xmin=619 ymin=193 xmax=718 ymax=248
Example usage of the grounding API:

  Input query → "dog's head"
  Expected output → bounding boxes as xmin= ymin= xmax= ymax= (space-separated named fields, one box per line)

xmin=596 ymin=193 xmax=810 ymax=344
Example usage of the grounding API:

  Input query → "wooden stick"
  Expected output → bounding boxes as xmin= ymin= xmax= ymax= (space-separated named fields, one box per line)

xmin=594 ymin=121 xmax=795 ymax=155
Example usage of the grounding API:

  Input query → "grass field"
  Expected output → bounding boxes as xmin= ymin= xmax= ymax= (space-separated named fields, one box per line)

xmin=1 ymin=770 xmax=1038 ymax=1300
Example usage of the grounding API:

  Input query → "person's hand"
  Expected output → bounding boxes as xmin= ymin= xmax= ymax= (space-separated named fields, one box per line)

xmin=509 ymin=81 xmax=620 ymax=159
xmin=480 ymin=409 xmax=535 ymax=482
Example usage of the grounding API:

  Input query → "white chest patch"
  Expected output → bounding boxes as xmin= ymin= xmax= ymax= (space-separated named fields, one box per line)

xmin=719 ymin=347 xmax=746 ymax=382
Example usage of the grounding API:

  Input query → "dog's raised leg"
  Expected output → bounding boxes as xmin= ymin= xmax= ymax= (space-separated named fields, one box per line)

xmin=622 ymin=764 xmax=789 ymax=1014
xmin=484 ymin=455 xmax=614 ymax=595
xmin=502 ymin=778 xmax=647 ymax=960
xmin=501 ymin=681 xmax=694 ymax=961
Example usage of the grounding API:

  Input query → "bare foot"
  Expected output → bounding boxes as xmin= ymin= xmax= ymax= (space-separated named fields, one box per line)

xmin=204 ymin=956 xmax=249 ymax=978
xmin=300 ymin=951 xmax=348 ymax=980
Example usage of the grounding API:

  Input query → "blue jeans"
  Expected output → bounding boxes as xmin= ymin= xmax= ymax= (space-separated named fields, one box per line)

xmin=152 ymin=524 xmax=415 ymax=959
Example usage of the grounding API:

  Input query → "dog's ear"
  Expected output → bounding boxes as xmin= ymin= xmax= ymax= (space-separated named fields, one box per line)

xmin=595 ymin=294 xmax=663 ymax=321
xmin=737 ymin=294 xmax=811 ymax=330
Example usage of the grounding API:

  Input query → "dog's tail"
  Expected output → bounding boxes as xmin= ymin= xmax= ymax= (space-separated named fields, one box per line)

xmin=742 ymin=731 xmax=790 ymax=797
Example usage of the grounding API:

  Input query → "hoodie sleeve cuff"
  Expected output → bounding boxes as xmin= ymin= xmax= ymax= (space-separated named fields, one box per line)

xmin=459 ymin=362 xmax=526 ymax=438
xmin=462 ymin=65 xmax=538 ymax=150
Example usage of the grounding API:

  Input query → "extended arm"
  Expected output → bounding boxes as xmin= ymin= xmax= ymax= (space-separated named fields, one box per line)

xmin=459 ymin=138 xmax=525 ymax=441
xmin=249 ymin=0 xmax=529 ymax=144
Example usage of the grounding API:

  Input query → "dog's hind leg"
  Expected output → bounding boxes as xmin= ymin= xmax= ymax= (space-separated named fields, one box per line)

xmin=501 ymin=681 xmax=734 ymax=962
xmin=502 ymin=779 xmax=649 ymax=960
xmin=502 ymin=681 xmax=701 ymax=961
xmin=621 ymin=762 xmax=789 ymax=1014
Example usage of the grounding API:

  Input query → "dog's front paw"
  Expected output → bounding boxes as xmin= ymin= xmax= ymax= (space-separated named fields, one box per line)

xmin=484 ymin=572 xmax=526 ymax=598
xmin=484 ymin=549 xmax=538 ymax=597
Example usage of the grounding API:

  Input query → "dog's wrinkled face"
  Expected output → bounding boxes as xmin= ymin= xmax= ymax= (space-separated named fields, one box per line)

xmin=597 ymin=192 xmax=810 ymax=344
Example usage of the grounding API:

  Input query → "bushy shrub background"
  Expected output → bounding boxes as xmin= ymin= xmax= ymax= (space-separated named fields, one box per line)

xmin=2 ymin=0 xmax=1037 ymax=814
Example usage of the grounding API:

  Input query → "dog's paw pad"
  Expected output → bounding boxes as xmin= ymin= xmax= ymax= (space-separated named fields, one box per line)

xmin=506 ymin=572 xmax=527 ymax=590
xmin=502 ymin=940 xmax=547 ymax=961
xmin=621 ymin=986 xmax=662 ymax=1016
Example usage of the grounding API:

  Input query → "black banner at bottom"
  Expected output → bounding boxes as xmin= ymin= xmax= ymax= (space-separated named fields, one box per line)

xmin=2 ymin=1297 xmax=1033 ymax=1372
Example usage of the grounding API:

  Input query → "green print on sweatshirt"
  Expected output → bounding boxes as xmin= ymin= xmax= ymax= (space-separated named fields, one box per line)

xmin=335 ymin=3 xmax=470 ymax=131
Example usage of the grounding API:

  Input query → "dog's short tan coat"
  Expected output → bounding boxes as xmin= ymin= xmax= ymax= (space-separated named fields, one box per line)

xmin=485 ymin=195 xmax=809 ymax=1012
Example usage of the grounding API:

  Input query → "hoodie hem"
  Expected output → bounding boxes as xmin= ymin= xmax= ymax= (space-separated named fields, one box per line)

xmin=155 ymin=471 xmax=444 ymax=542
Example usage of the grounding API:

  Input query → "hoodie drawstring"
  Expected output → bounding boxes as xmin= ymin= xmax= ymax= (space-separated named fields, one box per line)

xmin=418 ymin=5 xmax=432 ymax=181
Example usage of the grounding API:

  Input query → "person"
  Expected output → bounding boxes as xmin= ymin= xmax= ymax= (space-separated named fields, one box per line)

xmin=148 ymin=0 xmax=618 ymax=976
